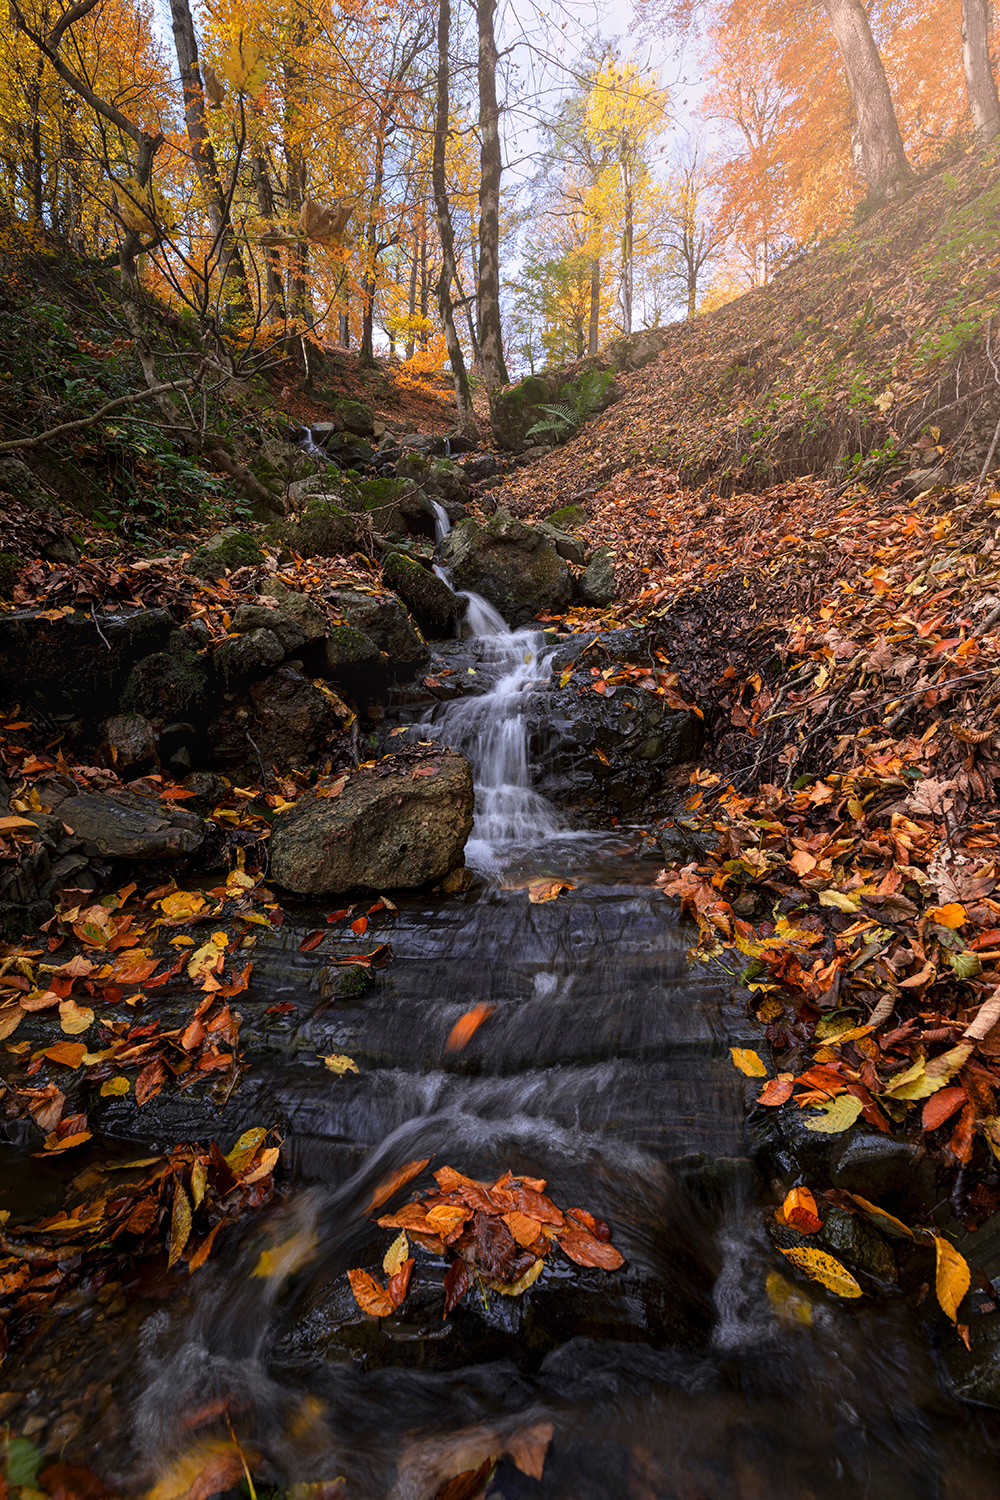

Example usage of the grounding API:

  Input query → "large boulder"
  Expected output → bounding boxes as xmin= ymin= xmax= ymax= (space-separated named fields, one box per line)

xmin=231 ymin=602 xmax=306 ymax=654
xmin=382 ymin=553 xmax=461 ymax=636
xmin=322 ymin=625 xmax=387 ymax=702
xmin=245 ymin=667 xmax=341 ymax=771
xmin=54 ymin=789 xmax=204 ymax=859
xmin=581 ymin=546 xmax=618 ymax=606
xmin=330 ymin=399 xmax=375 ymax=437
xmin=264 ymin=581 xmax=328 ymax=643
xmin=184 ymin=528 xmax=264 ymax=582
xmin=0 ymin=607 xmax=174 ymax=718
xmin=329 ymin=589 xmax=428 ymax=678
xmin=283 ymin=497 xmax=360 ymax=558
xmin=439 ymin=511 xmax=571 ymax=625
xmin=269 ymin=753 xmax=474 ymax=894
xmin=214 ymin=627 xmax=285 ymax=689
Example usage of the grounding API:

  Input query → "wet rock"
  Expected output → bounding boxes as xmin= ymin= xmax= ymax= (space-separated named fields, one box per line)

xmin=462 ymin=455 xmax=500 ymax=484
xmin=245 ymin=667 xmax=341 ymax=771
xmin=581 ymin=546 xmax=618 ymax=606
xmin=382 ymin=554 xmax=460 ymax=636
xmin=322 ymin=625 xmax=387 ymax=702
xmin=820 ymin=1206 xmax=897 ymax=1286
xmin=269 ymin=753 xmax=474 ymax=894
xmin=529 ymin=679 xmax=702 ymax=813
xmin=102 ymin=714 xmax=157 ymax=777
xmin=536 ymin=521 xmax=586 ymax=566
xmin=121 ymin=635 xmax=211 ymax=722
xmin=397 ymin=433 xmax=447 ymax=456
xmin=231 ymin=602 xmax=306 ymax=654
xmin=283 ymin=497 xmax=360 ymax=558
xmin=0 ymin=607 xmax=173 ymax=719
xmin=42 ymin=533 xmax=81 ymax=566
xmin=214 ymin=627 xmax=285 ymax=689
xmin=329 ymin=590 xmax=427 ymax=679
xmin=440 ymin=511 xmax=571 ymax=626
xmin=184 ymin=527 xmax=264 ymax=582
xmin=426 ymin=459 xmax=470 ymax=503
xmin=941 ymin=1310 xmax=1000 ymax=1408
xmin=182 ymin=770 xmax=229 ymax=808
xmin=829 ymin=1132 xmax=937 ymax=1216
xmin=55 ymin=789 xmax=204 ymax=859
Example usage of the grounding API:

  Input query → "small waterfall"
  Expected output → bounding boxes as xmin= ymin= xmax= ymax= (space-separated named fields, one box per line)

xmin=424 ymin=498 xmax=569 ymax=875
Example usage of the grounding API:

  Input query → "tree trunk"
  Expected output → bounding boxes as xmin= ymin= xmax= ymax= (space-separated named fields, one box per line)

xmin=283 ymin=28 xmax=312 ymax=343
xmin=433 ymin=0 xmax=477 ymax=435
xmin=167 ymin=0 xmax=250 ymax=307
xmin=820 ymin=0 xmax=911 ymax=199
xmin=360 ymin=122 xmax=387 ymax=366
xmin=406 ymin=239 xmax=418 ymax=357
xmin=252 ymin=147 xmax=285 ymax=323
xmin=475 ymin=0 xmax=509 ymax=389
xmin=588 ymin=248 xmax=600 ymax=354
xmin=962 ymin=0 xmax=1000 ymax=142
xmin=621 ymin=158 xmax=634 ymax=335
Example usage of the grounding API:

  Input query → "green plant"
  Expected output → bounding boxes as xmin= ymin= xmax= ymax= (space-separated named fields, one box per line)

xmin=525 ymin=369 xmax=615 ymax=443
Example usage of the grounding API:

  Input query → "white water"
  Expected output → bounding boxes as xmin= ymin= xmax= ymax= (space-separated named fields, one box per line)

xmin=427 ymin=500 xmax=569 ymax=876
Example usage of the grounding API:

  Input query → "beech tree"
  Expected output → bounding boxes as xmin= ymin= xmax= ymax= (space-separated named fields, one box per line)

xmin=961 ymin=0 xmax=1000 ymax=142
xmin=819 ymin=0 xmax=911 ymax=199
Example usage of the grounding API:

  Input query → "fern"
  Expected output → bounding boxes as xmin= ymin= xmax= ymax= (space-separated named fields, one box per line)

xmin=525 ymin=370 xmax=617 ymax=443
xmin=526 ymin=403 xmax=578 ymax=440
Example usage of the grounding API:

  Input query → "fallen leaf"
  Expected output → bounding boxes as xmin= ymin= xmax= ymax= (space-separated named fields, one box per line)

xmin=158 ymin=890 xmax=207 ymax=921
xmin=493 ymin=1257 xmax=545 ymax=1294
xmin=168 ymin=1184 xmax=192 ymax=1268
xmin=323 ymin=1053 xmax=359 ymax=1075
xmin=299 ymin=930 xmax=326 ymax=952
xmin=502 ymin=1210 xmax=542 ymax=1247
xmin=347 ymin=1267 xmax=393 ymax=1317
xmin=443 ymin=1257 xmax=469 ymax=1315
xmin=558 ymin=1230 xmax=624 ymax=1270
xmin=445 ymin=1003 xmax=495 ymax=1053
xmin=527 ymin=879 xmax=575 ymax=903
xmin=779 ymin=1247 xmax=862 ymax=1298
xmin=58 ymin=998 xmax=94 ymax=1035
xmin=369 ymin=1157 xmax=431 ymax=1212
xmin=781 ymin=1186 xmax=823 ymax=1234
xmin=802 ymin=1094 xmax=863 ymax=1132
xmin=934 ymin=1235 xmax=970 ymax=1324
xmin=731 ymin=1047 xmax=767 ymax=1077
xmin=922 ymin=1086 xmax=967 ymax=1132
xmin=383 ymin=1232 xmax=410 ymax=1275
xmin=506 ymin=1422 xmax=554 ymax=1481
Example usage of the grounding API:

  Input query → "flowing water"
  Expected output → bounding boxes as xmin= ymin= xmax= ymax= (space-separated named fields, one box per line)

xmin=4 ymin=498 xmax=1000 ymax=1495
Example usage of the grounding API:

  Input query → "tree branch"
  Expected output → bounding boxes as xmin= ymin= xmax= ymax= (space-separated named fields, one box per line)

xmin=0 ymin=380 xmax=197 ymax=454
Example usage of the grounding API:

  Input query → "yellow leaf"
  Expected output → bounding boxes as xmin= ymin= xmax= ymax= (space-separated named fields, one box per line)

xmin=225 ymin=1127 xmax=268 ymax=1173
xmin=765 ymin=1270 xmax=813 ymax=1326
xmin=730 ymin=1047 xmax=767 ymax=1077
xmin=493 ymin=1257 xmax=544 ymax=1296
xmin=251 ymin=1226 xmax=318 ymax=1280
xmin=527 ymin=879 xmax=575 ymax=904
xmin=383 ymin=1231 xmax=410 ymax=1275
xmin=818 ymin=889 xmax=861 ymax=913
xmin=59 ymin=997 xmax=94 ymax=1035
xmin=779 ymin=1247 xmax=863 ymax=1298
xmin=928 ymin=903 xmax=967 ymax=929
xmin=323 ymin=1053 xmax=359 ymax=1075
xmin=191 ymin=1158 xmax=207 ymax=1208
xmin=803 ymin=1094 xmax=863 ymax=1132
xmin=934 ymin=1235 xmax=970 ymax=1324
xmin=243 ymin=1146 xmax=279 ymax=1184
xmin=158 ymin=890 xmax=207 ymax=920
xmin=100 ymin=1076 xmax=131 ymax=1097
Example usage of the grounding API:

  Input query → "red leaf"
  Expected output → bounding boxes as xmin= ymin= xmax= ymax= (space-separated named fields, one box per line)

xmin=951 ymin=1103 xmax=975 ymax=1162
xmin=445 ymin=1003 xmax=495 ymax=1053
xmin=558 ymin=1229 xmax=624 ymax=1270
xmin=923 ymin=1085 xmax=967 ymax=1132
xmin=443 ymin=1257 xmax=469 ymax=1317
xmin=299 ymin=930 xmax=326 ymax=952
xmin=351 ymin=916 xmax=368 ymax=936
xmin=386 ymin=1256 xmax=414 ymax=1309
xmin=758 ymin=1078 xmax=795 ymax=1107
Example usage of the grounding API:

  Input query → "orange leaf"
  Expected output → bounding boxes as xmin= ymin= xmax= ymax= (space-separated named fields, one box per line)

xmin=922 ymin=1086 xmax=967 ymax=1132
xmin=386 ymin=1256 xmax=414 ymax=1309
xmin=558 ymin=1229 xmax=624 ymax=1270
xmin=351 ymin=916 xmax=368 ymax=936
xmin=347 ymin=1267 xmax=394 ymax=1317
xmin=368 ymin=1156 xmax=431 ymax=1212
xmin=758 ymin=1077 xmax=795 ymax=1106
xmin=445 ymin=1003 xmax=495 ymax=1053
xmin=299 ymin=930 xmax=325 ymax=952
xmin=780 ymin=1185 xmax=823 ymax=1235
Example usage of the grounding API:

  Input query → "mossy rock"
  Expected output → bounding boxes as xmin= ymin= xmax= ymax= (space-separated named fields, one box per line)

xmin=382 ymin=552 xmax=460 ymax=634
xmin=439 ymin=510 xmax=571 ymax=625
xmin=322 ymin=625 xmax=387 ymax=702
xmin=121 ymin=632 xmax=213 ymax=721
xmin=284 ymin=499 xmax=360 ymax=559
xmin=546 ymin=504 xmax=585 ymax=530
xmin=331 ymin=399 xmax=375 ymax=438
xmin=184 ymin=528 xmax=264 ymax=582
xmin=0 ymin=552 xmax=23 ymax=600
xmin=329 ymin=590 xmax=427 ymax=678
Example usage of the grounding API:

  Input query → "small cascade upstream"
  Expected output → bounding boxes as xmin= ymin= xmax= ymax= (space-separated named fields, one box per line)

xmin=425 ymin=500 xmax=574 ymax=876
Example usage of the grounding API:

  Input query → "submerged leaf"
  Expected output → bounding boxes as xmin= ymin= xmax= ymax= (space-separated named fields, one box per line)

xmin=779 ymin=1247 xmax=863 ymax=1298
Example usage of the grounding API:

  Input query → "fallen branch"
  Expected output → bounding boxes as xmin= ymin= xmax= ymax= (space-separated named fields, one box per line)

xmin=0 ymin=380 xmax=197 ymax=454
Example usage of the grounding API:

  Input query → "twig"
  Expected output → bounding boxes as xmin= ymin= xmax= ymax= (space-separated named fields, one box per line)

xmin=90 ymin=604 xmax=111 ymax=651
xmin=0 ymin=378 xmax=196 ymax=453
xmin=975 ymin=412 xmax=1000 ymax=497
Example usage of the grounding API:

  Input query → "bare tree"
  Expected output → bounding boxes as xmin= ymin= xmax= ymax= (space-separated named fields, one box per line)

xmin=475 ymin=0 xmax=509 ymax=389
xmin=432 ymin=0 xmax=477 ymax=434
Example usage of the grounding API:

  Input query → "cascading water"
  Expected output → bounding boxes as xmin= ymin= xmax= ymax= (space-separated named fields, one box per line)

xmin=425 ymin=500 xmax=572 ymax=876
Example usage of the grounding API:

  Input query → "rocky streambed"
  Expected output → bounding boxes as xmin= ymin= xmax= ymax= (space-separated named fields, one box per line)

xmin=2 ymin=492 xmax=1000 ymax=1495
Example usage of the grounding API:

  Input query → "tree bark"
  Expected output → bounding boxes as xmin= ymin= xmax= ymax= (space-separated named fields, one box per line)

xmin=820 ymin=0 xmax=911 ymax=199
xmin=251 ymin=146 xmax=285 ymax=323
xmin=588 ymin=249 xmax=600 ymax=353
xmin=962 ymin=0 xmax=1000 ymax=142
xmin=475 ymin=0 xmax=509 ymax=389
xmin=167 ymin=0 xmax=250 ymax=308
xmin=433 ymin=0 xmax=477 ymax=435
xmin=283 ymin=26 xmax=312 ymax=341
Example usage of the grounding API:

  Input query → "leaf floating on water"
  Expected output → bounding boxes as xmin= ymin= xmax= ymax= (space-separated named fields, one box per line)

xmin=730 ymin=1047 xmax=767 ymax=1077
xmin=144 ymin=1439 xmax=248 ymax=1500
xmin=802 ymin=1094 xmax=863 ymax=1132
xmin=445 ymin=1003 xmax=495 ymax=1053
xmin=157 ymin=890 xmax=207 ymax=921
xmin=527 ymin=879 xmax=575 ymax=904
xmin=368 ymin=1157 xmax=431 ymax=1212
xmin=323 ymin=1052 xmax=360 ymax=1075
xmin=347 ymin=1267 xmax=394 ymax=1317
xmin=225 ymin=1128 xmax=268 ymax=1174
xmin=251 ymin=1227 xmax=318 ymax=1280
xmin=299 ymin=930 xmax=326 ymax=951
xmin=779 ymin=1247 xmax=863 ymax=1298
xmin=934 ymin=1234 xmax=971 ymax=1324
xmin=765 ymin=1270 xmax=814 ymax=1326
xmin=506 ymin=1422 xmax=554 ymax=1481
xmin=558 ymin=1230 xmax=624 ymax=1270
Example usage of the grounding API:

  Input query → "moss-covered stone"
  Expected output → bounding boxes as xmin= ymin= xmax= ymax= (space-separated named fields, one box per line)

xmin=184 ymin=527 xmax=264 ymax=582
xmin=439 ymin=510 xmax=571 ymax=625
xmin=331 ymin=398 xmax=375 ymax=437
xmin=322 ymin=625 xmax=387 ymax=702
xmin=0 ymin=552 xmax=23 ymax=600
xmin=382 ymin=552 xmax=460 ymax=634
xmin=546 ymin=503 xmax=585 ymax=530
xmin=329 ymin=588 xmax=427 ymax=678
xmin=121 ymin=632 xmax=212 ymax=720
xmin=284 ymin=498 xmax=360 ymax=559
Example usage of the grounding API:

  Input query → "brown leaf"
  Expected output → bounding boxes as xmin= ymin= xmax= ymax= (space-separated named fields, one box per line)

xmin=168 ymin=1184 xmax=192 ymax=1268
xmin=502 ymin=1211 xmax=542 ymax=1248
xmin=443 ymin=1257 xmax=469 ymax=1317
xmin=432 ymin=1458 xmax=494 ymax=1500
xmin=506 ymin=1422 xmax=554 ymax=1481
xmin=135 ymin=1058 xmax=165 ymax=1107
xmin=376 ymin=1202 xmax=433 ymax=1232
xmin=558 ymin=1229 xmax=624 ymax=1270
xmin=299 ymin=930 xmax=326 ymax=952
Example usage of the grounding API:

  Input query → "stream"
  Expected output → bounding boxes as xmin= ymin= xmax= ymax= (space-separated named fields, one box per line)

xmin=4 ymin=519 xmax=1000 ymax=1494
